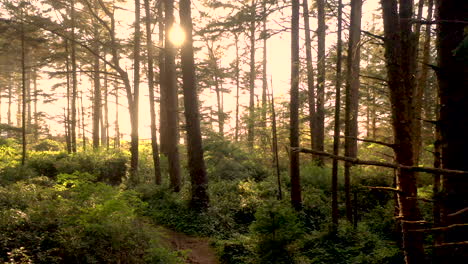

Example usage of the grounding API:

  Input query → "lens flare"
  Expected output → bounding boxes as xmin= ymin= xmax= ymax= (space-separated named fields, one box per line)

xmin=169 ymin=24 xmax=185 ymax=47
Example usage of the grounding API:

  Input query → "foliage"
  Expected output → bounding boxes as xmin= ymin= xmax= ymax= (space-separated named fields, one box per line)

xmin=250 ymin=200 xmax=303 ymax=264
xmin=299 ymin=222 xmax=403 ymax=264
xmin=0 ymin=176 xmax=183 ymax=264
xmin=31 ymin=139 xmax=64 ymax=152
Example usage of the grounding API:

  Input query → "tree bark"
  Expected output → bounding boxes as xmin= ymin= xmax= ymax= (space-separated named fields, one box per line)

xmin=164 ymin=0 xmax=181 ymax=192
xmin=70 ymin=0 xmax=77 ymax=153
xmin=331 ymin=0 xmax=343 ymax=231
xmin=21 ymin=14 xmax=27 ymax=165
xmin=247 ymin=0 xmax=256 ymax=149
xmin=380 ymin=0 xmax=426 ymax=263
xmin=315 ymin=0 xmax=326 ymax=164
xmin=92 ymin=24 xmax=101 ymax=149
xmin=180 ymin=0 xmax=209 ymax=209
xmin=436 ymin=0 xmax=468 ymax=262
xmin=129 ymin=0 xmax=142 ymax=185
xmin=234 ymin=33 xmax=240 ymax=142
xmin=290 ymin=0 xmax=301 ymax=211
xmin=144 ymin=0 xmax=162 ymax=185
xmin=344 ymin=0 xmax=363 ymax=224
xmin=303 ymin=0 xmax=316 ymax=151
xmin=158 ymin=1 xmax=168 ymax=156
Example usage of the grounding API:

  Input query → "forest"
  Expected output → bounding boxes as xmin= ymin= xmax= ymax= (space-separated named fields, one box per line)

xmin=0 ymin=0 xmax=467 ymax=263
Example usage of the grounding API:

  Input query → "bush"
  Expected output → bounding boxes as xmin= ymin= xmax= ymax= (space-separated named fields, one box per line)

xmin=0 ymin=166 xmax=37 ymax=185
xmin=31 ymin=139 xmax=63 ymax=152
xmin=249 ymin=201 xmax=303 ymax=264
xmin=0 ymin=177 xmax=183 ymax=264
xmin=299 ymin=222 xmax=403 ymax=264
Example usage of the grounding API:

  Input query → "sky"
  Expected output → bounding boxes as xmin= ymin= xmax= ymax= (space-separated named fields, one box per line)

xmin=0 ymin=0 xmax=383 ymax=141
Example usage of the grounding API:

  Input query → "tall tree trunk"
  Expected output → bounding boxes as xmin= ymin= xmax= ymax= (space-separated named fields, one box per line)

xmin=331 ymin=0 xmax=343 ymax=232
xmin=261 ymin=0 xmax=267 ymax=130
xmin=92 ymin=26 xmax=101 ymax=149
xmin=436 ymin=0 xmax=468 ymax=262
xmin=158 ymin=0 xmax=168 ymax=156
xmin=144 ymin=0 xmax=162 ymax=185
xmin=290 ymin=0 xmax=301 ymax=211
xmin=65 ymin=39 xmax=72 ymax=153
xmin=234 ymin=33 xmax=240 ymax=142
xmin=7 ymin=77 xmax=12 ymax=128
xmin=70 ymin=0 xmax=77 ymax=153
xmin=344 ymin=0 xmax=363 ymax=224
xmin=315 ymin=0 xmax=326 ymax=164
xmin=21 ymin=15 xmax=27 ymax=165
xmin=130 ymin=0 xmax=141 ymax=184
xmin=180 ymin=0 xmax=209 ymax=209
xmin=247 ymin=0 xmax=256 ymax=149
xmin=206 ymin=42 xmax=224 ymax=136
xmin=380 ymin=1 xmax=426 ymax=263
xmin=164 ymin=0 xmax=181 ymax=192
xmin=303 ymin=0 xmax=316 ymax=151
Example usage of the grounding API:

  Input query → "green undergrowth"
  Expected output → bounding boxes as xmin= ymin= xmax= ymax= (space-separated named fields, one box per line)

xmin=0 ymin=173 xmax=184 ymax=264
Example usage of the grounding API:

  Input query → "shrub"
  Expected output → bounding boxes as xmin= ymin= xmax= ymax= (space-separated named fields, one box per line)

xmin=249 ymin=201 xmax=303 ymax=264
xmin=0 ymin=178 xmax=183 ymax=264
xmin=31 ymin=139 xmax=63 ymax=152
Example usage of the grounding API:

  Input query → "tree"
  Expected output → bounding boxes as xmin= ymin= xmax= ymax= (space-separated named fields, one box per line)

xmin=331 ymin=0 xmax=343 ymax=231
xmin=344 ymin=0 xmax=363 ymax=224
xmin=436 ymin=0 xmax=468 ymax=261
xmin=179 ymin=0 xmax=209 ymax=209
xmin=290 ymin=0 xmax=301 ymax=211
xmin=380 ymin=0 xmax=426 ymax=262
xmin=247 ymin=0 xmax=257 ymax=149
xmin=164 ymin=0 xmax=181 ymax=192
xmin=143 ymin=0 xmax=162 ymax=185
xmin=315 ymin=0 xmax=326 ymax=164
xmin=303 ymin=0 xmax=315 ymax=151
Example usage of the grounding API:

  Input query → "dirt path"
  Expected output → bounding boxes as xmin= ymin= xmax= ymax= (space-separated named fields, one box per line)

xmin=159 ymin=227 xmax=219 ymax=264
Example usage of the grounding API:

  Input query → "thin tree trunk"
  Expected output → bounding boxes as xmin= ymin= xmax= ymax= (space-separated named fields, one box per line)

xmin=164 ymin=0 xmax=181 ymax=192
xmin=315 ymin=0 xmax=326 ymax=164
xmin=158 ymin=1 xmax=168 ymax=156
xmin=247 ymin=0 xmax=256 ymax=149
xmin=21 ymin=15 xmax=27 ymax=165
xmin=65 ymin=39 xmax=72 ymax=153
xmin=303 ymin=0 xmax=316 ymax=151
xmin=130 ymin=0 xmax=141 ymax=184
xmin=344 ymin=0 xmax=363 ymax=224
xmin=261 ymin=0 xmax=267 ymax=130
xmin=380 ymin=1 xmax=426 ymax=263
xmin=290 ymin=0 xmax=301 ymax=211
xmin=70 ymin=0 xmax=77 ymax=153
xmin=144 ymin=0 xmax=162 ymax=185
xmin=331 ymin=0 xmax=343 ymax=232
xmin=92 ymin=25 xmax=101 ymax=149
xmin=180 ymin=0 xmax=209 ymax=209
xmin=234 ymin=33 xmax=240 ymax=142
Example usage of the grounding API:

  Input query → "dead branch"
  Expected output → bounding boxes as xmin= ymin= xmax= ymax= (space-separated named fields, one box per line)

xmin=434 ymin=241 xmax=468 ymax=247
xmin=410 ymin=223 xmax=468 ymax=232
xmin=293 ymin=147 xmax=468 ymax=175
xmin=364 ymin=186 xmax=402 ymax=193
xmin=448 ymin=207 xmax=468 ymax=218
xmin=340 ymin=135 xmax=395 ymax=148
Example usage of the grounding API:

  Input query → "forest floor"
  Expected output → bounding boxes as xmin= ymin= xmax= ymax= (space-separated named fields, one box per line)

xmin=159 ymin=226 xmax=219 ymax=264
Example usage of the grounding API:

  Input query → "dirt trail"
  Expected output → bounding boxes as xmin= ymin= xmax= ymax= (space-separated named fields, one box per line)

xmin=159 ymin=227 xmax=219 ymax=264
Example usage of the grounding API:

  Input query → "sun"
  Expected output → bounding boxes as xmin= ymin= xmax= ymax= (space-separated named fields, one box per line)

xmin=169 ymin=24 xmax=185 ymax=47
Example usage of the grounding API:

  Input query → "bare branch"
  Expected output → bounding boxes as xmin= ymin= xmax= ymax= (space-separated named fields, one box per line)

xmin=293 ymin=147 xmax=468 ymax=175
xmin=340 ymin=135 xmax=395 ymax=148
